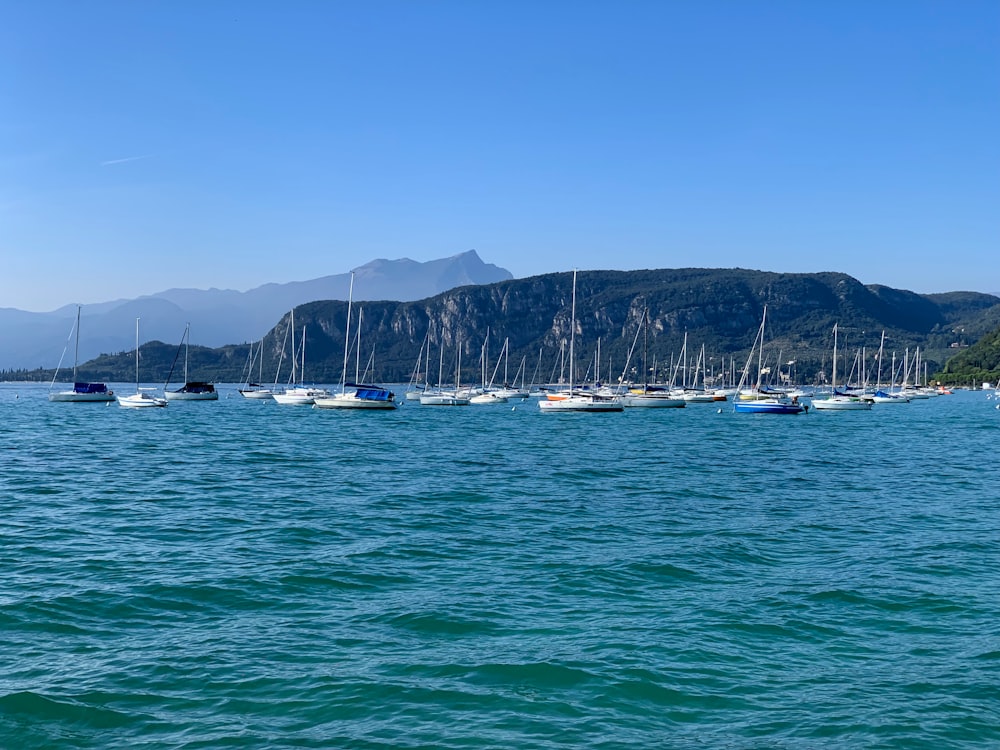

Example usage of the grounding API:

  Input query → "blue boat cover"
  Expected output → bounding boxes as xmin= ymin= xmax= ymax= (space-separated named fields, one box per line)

xmin=347 ymin=383 xmax=394 ymax=401
xmin=74 ymin=382 xmax=108 ymax=394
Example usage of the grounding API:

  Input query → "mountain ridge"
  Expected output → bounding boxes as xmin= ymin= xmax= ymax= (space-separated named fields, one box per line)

xmin=0 ymin=250 xmax=513 ymax=369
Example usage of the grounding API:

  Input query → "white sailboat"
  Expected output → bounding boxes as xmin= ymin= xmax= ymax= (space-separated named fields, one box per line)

xmin=314 ymin=274 xmax=397 ymax=410
xmin=420 ymin=335 xmax=470 ymax=406
xmin=49 ymin=306 xmax=116 ymax=402
xmin=239 ymin=335 xmax=275 ymax=399
xmin=118 ymin=317 xmax=167 ymax=408
xmin=164 ymin=323 xmax=219 ymax=401
xmin=404 ymin=331 xmax=431 ymax=401
xmin=539 ymin=270 xmax=623 ymax=413
xmin=812 ymin=324 xmax=872 ymax=411
xmin=469 ymin=330 xmax=509 ymax=404
xmin=621 ymin=305 xmax=685 ymax=408
xmin=273 ymin=309 xmax=328 ymax=405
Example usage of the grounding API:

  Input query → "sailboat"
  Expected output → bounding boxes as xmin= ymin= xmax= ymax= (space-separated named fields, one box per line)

xmin=732 ymin=306 xmax=804 ymax=414
xmin=470 ymin=330 xmax=509 ymax=404
xmin=314 ymin=274 xmax=397 ymax=410
xmin=164 ymin=324 xmax=218 ymax=401
xmin=539 ymin=270 xmax=623 ymax=412
xmin=868 ymin=331 xmax=909 ymax=404
xmin=812 ymin=324 xmax=872 ymax=411
xmin=420 ymin=335 xmax=470 ymax=406
xmin=49 ymin=306 xmax=116 ymax=402
xmin=404 ymin=331 xmax=431 ymax=401
xmin=273 ymin=309 xmax=329 ymax=405
xmin=118 ymin=318 xmax=167 ymax=408
xmin=621 ymin=305 xmax=685 ymax=408
xmin=493 ymin=344 xmax=530 ymax=400
xmin=239 ymin=335 xmax=274 ymax=399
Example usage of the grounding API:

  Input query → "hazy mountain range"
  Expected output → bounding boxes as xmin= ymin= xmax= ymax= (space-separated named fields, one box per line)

xmin=0 ymin=250 xmax=512 ymax=370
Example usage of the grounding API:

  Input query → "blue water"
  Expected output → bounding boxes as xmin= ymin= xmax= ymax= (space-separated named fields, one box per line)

xmin=2 ymin=384 xmax=999 ymax=748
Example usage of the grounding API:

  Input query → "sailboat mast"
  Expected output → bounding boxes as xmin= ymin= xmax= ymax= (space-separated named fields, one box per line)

xmin=756 ymin=307 xmax=766 ymax=390
xmin=300 ymin=325 xmax=306 ymax=385
xmin=73 ymin=306 xmax=81 ymax=382
xmin=289 ymin=310 xmax=297 ymax=385
xmin=437 ymin=338 xmax=444 ymax=389
xmin=134 ymin=317 xmax=140 ymax=392
xmin=183 ymin=323 xmax=190 ymax=384
xmin=643 ymin=306 xmax=649 ymax=389
xmin=355 ymin=308 xmax=363 ymax=384
xmin=569 ymin=269 xmax=577 ymax=391
xmin=341 ymin=273 xmax=354 ymax=389
xmin=831 ymin=323 xmax=838 ymax=389
xmin=259 ymin=333 xmax=265 ymax=384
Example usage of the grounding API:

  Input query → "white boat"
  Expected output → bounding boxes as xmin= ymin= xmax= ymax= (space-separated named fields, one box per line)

xmin=164 ymin=324 xmax=219 ymax=401
xmin=812 ymin=324 xmax=872 ymax=412
xmin=404 ymin=331 xmax=431 ymax=401
xmin=272 ymin=309 xmax=328 ymax=405
xmin=539 ymin=270 xmax=622 ymax=413
xmin=118 ymin=318 xmax=167 ymax=408
xmin=420 ymin=331 xmax=471 ymax=406
xmin=469 ymin=391 xmax=508 ymax=404
xmin=619 ymin=305 xmax=684 ymax=408
xmin=868 ymin=389 xmax=910 ymax=404
xmin=273 ymin=386 xmax=326 ymax=406
xmin=312 ymin=274 xmax=397 ymax=411
xmin=48 ymin=306 xmax=116 ymax=402
xmin=491 ymin=339 xmax=529 ymax=399
xmin=419 ymin=391 xmax=471 ymax=406
xmin=621 ymin=389 xmax=686 ymax=408
xmin=468 ymin=332 xmax=509 ymax=404
xmin=239 ymin=336 xmax=274 ymax=399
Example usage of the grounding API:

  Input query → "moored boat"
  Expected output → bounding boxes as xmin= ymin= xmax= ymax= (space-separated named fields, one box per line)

xmin=118 ymin=318 xmax=167 ymax=408
xmin=538 ymin=271 xmax=622 ymax=413
xmin=732 ymin=307 xmax=805 ymax=415
xmin=49 ymin=306 xmax=116 ymax=402
xmin=164 ymin=324 xmax=219 ymax=401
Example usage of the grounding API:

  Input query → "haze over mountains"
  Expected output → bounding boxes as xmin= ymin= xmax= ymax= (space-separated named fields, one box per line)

xmin=0 ymin=251 xmax=512 ymax=370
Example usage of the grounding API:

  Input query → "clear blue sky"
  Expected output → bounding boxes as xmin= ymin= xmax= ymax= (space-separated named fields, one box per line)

xmin=3 ymin=1 xmax=997 ymax=311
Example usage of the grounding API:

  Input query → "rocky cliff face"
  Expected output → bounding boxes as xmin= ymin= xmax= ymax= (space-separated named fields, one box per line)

xmin=240 ymin=269 xmax=1000 ymax=385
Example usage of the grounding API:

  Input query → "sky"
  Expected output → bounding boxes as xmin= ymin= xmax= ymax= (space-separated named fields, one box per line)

xmin=2 ymin=1 xmax=998 ymax=311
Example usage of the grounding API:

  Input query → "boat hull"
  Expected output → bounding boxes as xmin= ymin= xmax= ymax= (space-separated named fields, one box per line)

xmin=49 ymin=391 xmax=116 ymax=402
xmin=314 ymin=395 xmax=397 ymax=410
xmin=239 ymin=389 xmax=274 ymax=400
xmin=812 ymin=397 xmax=872 ymax=411
xmin=118 ymin=393 xmax=167 ymax=408
xmin=539 ymin=396 xmax=623 ymax=412
xmin=469 ymin=393 xmax=509 ymax=404
xmin=621 ymin=395 xmax=685 ymax=408
xmin=419 ymin=394 xmax=470 ymax=406
xmin=733 ymin=400 xmax=804 ymax=414
xmin=164 ymin=390 xmax=219 ymax=401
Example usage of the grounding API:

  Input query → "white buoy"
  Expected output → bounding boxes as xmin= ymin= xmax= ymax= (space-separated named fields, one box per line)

xmin=717 ymin=408 xmax=722 ymax=414
xmin=511 ymin=406 xmax=516 ymax=411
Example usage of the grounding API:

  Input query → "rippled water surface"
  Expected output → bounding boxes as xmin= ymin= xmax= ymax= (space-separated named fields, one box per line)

xmin=2 ymin=383 xmax=999 ymax=748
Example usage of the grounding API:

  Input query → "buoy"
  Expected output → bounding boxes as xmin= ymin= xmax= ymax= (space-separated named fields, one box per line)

xmin=511 ymin=406 xmax=516 ymax=411
xmin=717 ymin=408 xmax=722 ymax=414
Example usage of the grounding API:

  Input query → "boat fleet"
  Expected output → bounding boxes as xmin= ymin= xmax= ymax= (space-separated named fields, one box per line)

xmin=45 ymin=282 xmax=956 ymax=415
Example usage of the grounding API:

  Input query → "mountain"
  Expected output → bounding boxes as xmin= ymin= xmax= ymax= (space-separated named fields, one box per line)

xmin=0 ymin=250 xmax=512 ymax=370
xmin=20 ymin=267 xmax=1000 ymax=387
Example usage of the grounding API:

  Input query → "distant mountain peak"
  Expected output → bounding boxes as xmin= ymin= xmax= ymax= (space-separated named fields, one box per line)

xmin=0 ymin=251 xmax=514 ymax=369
